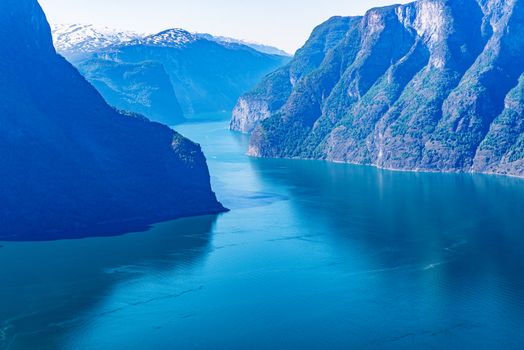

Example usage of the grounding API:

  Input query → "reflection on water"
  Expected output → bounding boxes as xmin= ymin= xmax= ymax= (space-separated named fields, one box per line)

xmin=1 ymin=117 xmax=524 ymax=349
xmin=250 ymin=157 xmax=524 ymax=311
xmin=0 ymin=216 xmax=217 ymax=349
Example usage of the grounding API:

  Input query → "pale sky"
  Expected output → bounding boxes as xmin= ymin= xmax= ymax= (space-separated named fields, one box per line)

xmin=39 ymin=0 xmax=411 ymax=54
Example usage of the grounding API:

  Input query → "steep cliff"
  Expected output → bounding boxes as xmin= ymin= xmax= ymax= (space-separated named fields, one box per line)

xmin=235 ymin=0 xmax=524 ymax=177
xmin=0 ymin=0 xmax=225 ymax=240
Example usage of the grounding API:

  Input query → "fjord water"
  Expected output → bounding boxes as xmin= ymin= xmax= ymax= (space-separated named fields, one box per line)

xmin=1 ymin=115 xmax=524 ymax=349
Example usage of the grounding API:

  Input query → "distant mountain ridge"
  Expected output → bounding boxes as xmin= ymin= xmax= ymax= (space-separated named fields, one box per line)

xmin=77 ymin=58 xmax=185 ymax=125
xmin=52 ymin=24 xmax=144 ymax=61
xmin=52 ymin=24 xmax=289 ymax=60
xmin=127 ymin=28 xmax=197 ymax=49
xmin=51 ymin=24 xmax=290 ymax=121
xmin=196 ymin=33 xmax=290 ymax=56
xmin=232 ymin=0 xmax=524 ymax=178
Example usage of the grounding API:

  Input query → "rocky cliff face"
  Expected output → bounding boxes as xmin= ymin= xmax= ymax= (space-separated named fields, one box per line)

xmin=235 ymin=0 xmax=524 ymax=177
xmin=230 ymin=16 xmax=352 ymax=133
xmin=0 ymin=0 xmax=225 ymax=240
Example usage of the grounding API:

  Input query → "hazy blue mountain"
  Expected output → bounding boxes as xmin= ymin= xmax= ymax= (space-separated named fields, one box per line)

xmin=52 ymin=24 xmax=185 ymax=125
xmin=52 ymin=26 xmax=290 ymax=121
xmin=0 ymin=0 xmax=225 ymax=240
xmin=233 ymin=0 xmax=524 ymax=178
xmin=94 ymin=29 xmax=290 ymax=115
xmin=78 ymin=58 xmax=185 ymax=125
xmin=196 ymin=33 xmax=291 ymax=56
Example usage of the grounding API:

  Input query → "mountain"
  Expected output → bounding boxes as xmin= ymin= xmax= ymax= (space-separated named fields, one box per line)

xmin=196 ymin=33 xmax=291 ymax=56
xmin=52 ymin=24 xmax=143 ymax=62
xmin=52 ymin=26 xmax=290 ymax=119
xmin=52 ymin=25 xmax=186 ymax=125
xmin=126 ymin=28 xmax=196 ymax=48
xmin=52 ymin=25 xmax=290 ymax=59
xmin=0 ymin=0 xmax=225 ymax=241
xmin=77 ymin=58 xmax=185 ymax=125
xmin=233 ymin=0 xmax=524 ymax=178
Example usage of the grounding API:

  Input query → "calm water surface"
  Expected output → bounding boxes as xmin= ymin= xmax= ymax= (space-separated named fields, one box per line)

xmin=1 ymin=115 xmax=524 ymax=349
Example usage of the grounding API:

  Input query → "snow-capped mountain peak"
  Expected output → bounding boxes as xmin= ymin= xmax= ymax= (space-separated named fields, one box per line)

xmin=52 ymin=24 xmax=290 ymax=59
xmin=128 ymin=28 xmax=198 ymax=48
xmin=52 ymin=24 xmax=144 ymax=58
xmin=196 ymin=33 xmax=290 ymax=56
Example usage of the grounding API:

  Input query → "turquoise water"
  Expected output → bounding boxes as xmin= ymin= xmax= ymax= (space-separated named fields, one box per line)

xmin=1 ymin=116 xmax=524 ymax=349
